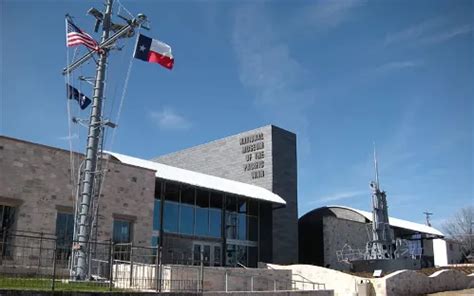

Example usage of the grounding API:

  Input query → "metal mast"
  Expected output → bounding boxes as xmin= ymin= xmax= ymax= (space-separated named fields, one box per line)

xmin=366 ymin=145 xmax=395 ymax=260
xmin=73 ymin=0 xmax=113 ymax=280
xmin=63 ymin=0 xmax=148 ymax=280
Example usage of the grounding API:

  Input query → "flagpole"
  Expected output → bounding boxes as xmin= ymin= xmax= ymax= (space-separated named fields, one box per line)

xmin=73 ymin=0 xmax=113 ymax=280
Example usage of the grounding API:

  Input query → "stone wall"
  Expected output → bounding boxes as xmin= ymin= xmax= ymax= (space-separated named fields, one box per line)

xmin=268 ymin=263 xmax=474 ymax=296
xmin=154 ymin=125 xmax=298 ymax=264
xmin=322 ymin=216 xmax=368 ymax=270
xmin=373 ymin=269 xmax=474 ymax=296
xmin=0 ymin=136 xmax=156 ymax=246
xmin=268 ymin=263 xmax=366 ymax=296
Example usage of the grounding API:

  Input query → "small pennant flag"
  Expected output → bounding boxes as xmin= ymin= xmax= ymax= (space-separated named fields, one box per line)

xmin=66 ymin=84 xmax=92 ymax=110
xmin=66 ymin=18 xmax=100 ymax=52
xmin=133 ymin=34 xmax=174 ymax=70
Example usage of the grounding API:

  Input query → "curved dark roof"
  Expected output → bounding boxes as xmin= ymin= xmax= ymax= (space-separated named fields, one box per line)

xmin=300 ymin=205 xmax=443 ymax=236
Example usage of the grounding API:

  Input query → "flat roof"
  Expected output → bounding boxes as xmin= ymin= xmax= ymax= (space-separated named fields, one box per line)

xmin=106 ymin=151 xmax=286 ymax=205
xmin=328 ymin=205 xmax=443 ymax=236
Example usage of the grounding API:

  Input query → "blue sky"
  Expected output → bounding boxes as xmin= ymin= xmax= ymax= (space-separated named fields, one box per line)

xmin=1 ymin=0 xmax=472 ymax=230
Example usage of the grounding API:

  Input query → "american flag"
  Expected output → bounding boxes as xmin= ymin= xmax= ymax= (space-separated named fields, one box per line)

xmin=66 ymin=18 xmax=99 ymax=51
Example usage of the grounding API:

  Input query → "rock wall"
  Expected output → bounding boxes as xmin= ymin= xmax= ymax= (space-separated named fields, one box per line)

xmin=268 ymin=263 xmax=474 ymax=296
xmin=0 ymin=136 xmax=156 ymax=246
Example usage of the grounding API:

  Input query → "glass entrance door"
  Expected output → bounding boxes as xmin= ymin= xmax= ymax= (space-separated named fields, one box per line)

xmin=192 ymin=242 xmax=222 ymax=266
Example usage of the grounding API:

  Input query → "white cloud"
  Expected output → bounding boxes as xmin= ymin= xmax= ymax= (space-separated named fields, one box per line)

xmin=307 ymin=190 xmax=367 ymax=206
xmin=149 ymin=108 xmax=191 ymax=131
xmin=375 ymin=60 xmax=422 ymax=73
xmin=58 ymin=133 xmax=78 ymax=141
xmin=420 ymin=24 xmax=473 ymax=45
xmin=319 ymin=190 xmax=367 ymax=203
xmin=295 ymin=0 xmax=366 ymax=30
xmin=384 ymin=16 xmax=472 ymax=47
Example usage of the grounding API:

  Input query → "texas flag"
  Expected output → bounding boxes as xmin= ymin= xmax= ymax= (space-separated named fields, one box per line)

xmin=133 ymin=34 xmax=174 ymax=70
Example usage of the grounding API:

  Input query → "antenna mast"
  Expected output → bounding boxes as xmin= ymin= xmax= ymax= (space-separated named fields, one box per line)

xmin=367 ymin=144 xmax=395 ymax=260
xmin=64 ymin=0 xmax=147 ymax=280
xmin=373 ymin=142 xmax=379 ymax=188
xmin=423 ymin=211 xmax=433 ymax=227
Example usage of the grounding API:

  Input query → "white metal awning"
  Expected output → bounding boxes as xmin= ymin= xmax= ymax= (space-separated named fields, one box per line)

xmin=105 ymin=151 xmax=286 ymax=205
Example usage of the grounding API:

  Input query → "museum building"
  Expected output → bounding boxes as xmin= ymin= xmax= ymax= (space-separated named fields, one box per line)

xmin=0 ymin=125 xmax=298 ymax=267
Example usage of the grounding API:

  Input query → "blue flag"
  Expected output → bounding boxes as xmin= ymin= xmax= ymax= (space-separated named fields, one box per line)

xmin=66 ymin=84 xmax=91 ymax=110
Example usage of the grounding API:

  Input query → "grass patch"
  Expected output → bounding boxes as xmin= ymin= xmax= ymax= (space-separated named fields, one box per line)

xmin=0 ymin=277 xmax=120 ymax=292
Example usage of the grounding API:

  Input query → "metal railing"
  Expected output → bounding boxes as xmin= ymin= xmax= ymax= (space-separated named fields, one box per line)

xmin=0 ymin=231 xmax=200 ymax=292
xmin=1 ymin=231 xmax=327 ymax=293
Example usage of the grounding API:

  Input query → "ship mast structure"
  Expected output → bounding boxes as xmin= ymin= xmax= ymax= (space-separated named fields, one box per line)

xmin=365 ymin=145 xmax=396 ymax=260
xmin=63 ymin=0 xmax=148 ymax=280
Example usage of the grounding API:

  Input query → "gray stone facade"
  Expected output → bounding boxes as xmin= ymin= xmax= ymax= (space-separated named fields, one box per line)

xmin=153 ymin=125 xmax=298 ymax=264
xmin=322 ymin=216 xmax=368 ymax=270
xmin=0 ymin=136 xmax=156 ymax=245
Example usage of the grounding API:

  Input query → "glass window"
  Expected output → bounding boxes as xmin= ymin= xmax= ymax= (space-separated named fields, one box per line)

xmin=248 ymin=200 xmax=258 ymax=216
xmin=193 ymin=244 xmax=201 ymax=265
xmin=195 ymin=190 xmax=209 ymax=236
xmin=238 ymin=198 xmax=247 ymax=214
xmin=203 ymin=245 xmax=211 ymax=266
xmin=214 ymin=246 xmax=221 ymax=266
xmin=113 ymin=220 xmax=132 ymax=243
xmin=0 ymin=205 xmax=16 ymax=257
xmin=195 ymin=207 xmax=209 ymax=236
xmin=151 ymin=236 xmax=159 ymax=247
xmin=226 ymin=212 xmax=237 ymax=239
xmin=209 ymin=209 xmax=221 ymax=238
xmin=236 ymin=245 xmax=247 ymax=266
xmin=165 ymin=182 xmax=180 ymax=202
xmin=153 ymin=199 xmax=161 ymax=231
xmin=181 ymin=186 xmax=195 ymax=205
xmin=164 ymin=201 xmax=179 ymax=233
xmin=180 ymin=204 xmax=194 ymax=235
xmin=155 ymin=180 xmax=162 ymax=198
xmin=248 ymin=246 xmax=258 ymax=268
xmin=238 ymin=213 xmax=247 ymax=240
xmin=56 ymin=212 xmax=74 ymax=247
xmin=179 ymin=186 xmax=195 ymax=235
xmin=55 ymin=212 xmax=74 ymax=263
xmin=210 ymin=193 xmax=223 ymax=209
xmin=226 ymin=244 xmax=237 ymax=266
xmin=226 ymin=195 xmax=237 ymax=212
xmin=248 ymin=216 xmax=258 ymax=242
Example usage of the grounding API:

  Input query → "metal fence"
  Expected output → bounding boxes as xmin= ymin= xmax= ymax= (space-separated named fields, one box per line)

xmin=0 ymin=231 xmax=199 ymax=292
xmin=0 ymin=231 xmax=326 ymax=293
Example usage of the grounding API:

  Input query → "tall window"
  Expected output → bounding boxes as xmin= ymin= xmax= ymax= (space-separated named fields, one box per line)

xmin=55 ymin=212 xmax=74 ymax=261
xmin=209 ymin=193 xmax=222 ymax=238
xmin=0 ymin=205 xmax=16 ymax=257
xmin=180 ymin=187 xmax=195 ymax=235
xmin=163 ymin=183 xmax=179 ymax=233
xmin=113 ymin=220 xmax=132 ymax=243
xmin=195 ymin=190 xmax=209 ymax=236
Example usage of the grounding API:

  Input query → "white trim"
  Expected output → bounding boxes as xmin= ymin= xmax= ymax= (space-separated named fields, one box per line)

xmin=105 ymin=151 xmax=286 ymax=205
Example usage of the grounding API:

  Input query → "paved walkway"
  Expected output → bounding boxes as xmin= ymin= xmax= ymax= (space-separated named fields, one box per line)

xmin=427 ymin=288 xmax=474 ymax=295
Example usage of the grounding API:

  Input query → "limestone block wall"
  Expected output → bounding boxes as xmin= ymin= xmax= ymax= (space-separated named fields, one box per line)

xmin=0 ymin=136 xmax=156 ymax=246
xmin=373 ymin=269 xmax=474 ymax=296
xmin=269 ymin=263 xmax=474 ymax=296
xmin=322 ymin=216 xmax=368 ymax=270
xmin=268 ymin=263 xmax=365 ymax=296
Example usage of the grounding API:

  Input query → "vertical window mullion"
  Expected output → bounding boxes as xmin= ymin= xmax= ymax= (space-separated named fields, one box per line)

xmin=193 ymin=188 xmax=196 ymax=235
xmin=178 ymin=185 xmax=182 ymax=234
xmin=208 ymin=192 xmax=210 ymax=235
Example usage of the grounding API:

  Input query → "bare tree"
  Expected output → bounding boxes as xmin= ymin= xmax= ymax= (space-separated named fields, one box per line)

xmin=442 ymin=206 xmax=473 ymax=260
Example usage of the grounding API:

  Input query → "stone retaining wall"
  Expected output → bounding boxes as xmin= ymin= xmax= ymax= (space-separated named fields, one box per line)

xmin=268 ymin=263 xmax=474 ymax=296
